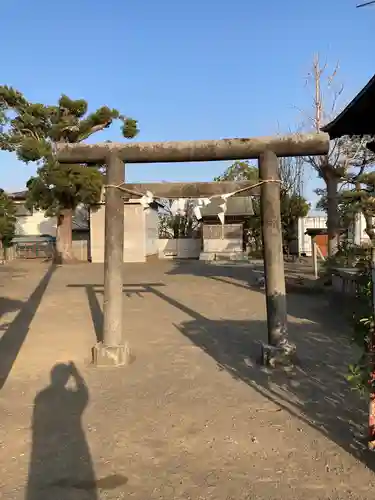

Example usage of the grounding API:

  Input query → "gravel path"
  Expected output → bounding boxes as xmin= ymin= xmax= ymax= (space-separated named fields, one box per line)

xmin=0 ymin=260 xmax=374 ymax=499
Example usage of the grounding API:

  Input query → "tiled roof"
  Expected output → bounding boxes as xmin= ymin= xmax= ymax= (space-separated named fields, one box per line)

xmin=200 ymin=196 xmax=254 ymax=217
xmin=322 ymin=73 xmax=375 ymax=138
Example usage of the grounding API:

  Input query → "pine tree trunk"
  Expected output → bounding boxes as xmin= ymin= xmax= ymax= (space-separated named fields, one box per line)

xmin=325 ymin=173 xmax=340 ymax=258
xmin=55 ymin=208 xmax=75 ymax=263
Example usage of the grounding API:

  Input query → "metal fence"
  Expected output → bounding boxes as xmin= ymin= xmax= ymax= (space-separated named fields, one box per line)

xmin=4 ymin=242 xmax=55 ymax=261
xmin=3 ymin=239 xmax=89 ymax=262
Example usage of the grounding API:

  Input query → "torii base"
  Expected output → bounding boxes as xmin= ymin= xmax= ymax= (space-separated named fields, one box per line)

xmin=260 ymin=342 xmax=297 ymax=368
xmin=91 ymin=342 xmax=134 ymax=367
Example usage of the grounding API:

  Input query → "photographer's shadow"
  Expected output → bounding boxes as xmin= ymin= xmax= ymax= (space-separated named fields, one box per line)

xmin=26 ymin=362 xmax=98 ymax=500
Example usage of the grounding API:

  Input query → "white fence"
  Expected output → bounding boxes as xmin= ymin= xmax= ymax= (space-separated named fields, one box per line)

xmin=72 ymin=240 xmax=89 ymax=261
xmin=2 ymin=246 xmax=18 ymax=262
xmin=158 ymin=239 xmax=201 ymax=259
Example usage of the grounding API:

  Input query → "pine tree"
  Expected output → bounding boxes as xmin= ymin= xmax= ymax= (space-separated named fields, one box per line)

xmin=0 ymin=189 xmax=16 ymax=259
xmin=0 ymin=86 xmax=138 ymax=262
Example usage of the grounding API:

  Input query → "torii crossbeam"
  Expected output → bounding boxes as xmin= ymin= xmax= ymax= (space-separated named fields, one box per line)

xmin=56 ymin=133 xmax=329 ymax=368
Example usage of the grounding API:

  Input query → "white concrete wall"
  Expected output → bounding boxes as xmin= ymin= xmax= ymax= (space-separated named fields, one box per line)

xmin=203 ymin=239 xmax=242 ymax=253
xmin=158 ymin=239 xmax=201 ymax=259
xmin=144 ymin=208 xmax=159 ymax=257
xmin=15 ymin=209 xmax=57 ymax=237
xmin=90 ymin=203 xmax=151 ymax=263
xmin=158 ymin=239 xmax=178 ymax=258
xmin=72 ymin=239 xmax=89 ymax=261
xmin=350 ymin=212 xmax=371 ymax=245
xmin=123 ymin=204 xmax=146 ymax=262
xmin=90 ymin=205 xmax=105 ymax=263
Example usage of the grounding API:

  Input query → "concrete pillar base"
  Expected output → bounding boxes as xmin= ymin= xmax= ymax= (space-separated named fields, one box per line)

xmin=260 ymin=342 xmax=296 ymax=368
xmin=91 ymin=342 xmax=134 ymax=367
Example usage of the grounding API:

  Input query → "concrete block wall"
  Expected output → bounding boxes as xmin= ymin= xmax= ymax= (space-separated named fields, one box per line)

xmin=90 ymin=203 xmax=159 ymax=263
xmin=158 ymin=239 xmax=201 ymax=259
xmin=145 ymin=208 xmax=159 ymax=257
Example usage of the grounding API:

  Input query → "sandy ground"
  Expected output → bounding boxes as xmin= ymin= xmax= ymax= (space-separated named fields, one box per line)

xmin=0 ymin=259 xmax=374 ymax=500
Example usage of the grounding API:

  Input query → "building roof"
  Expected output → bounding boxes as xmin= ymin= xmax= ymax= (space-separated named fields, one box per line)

xmin=322 ymin=74 xmax=375 ymax=139
xmin=200 ymin=196 xmax=254 ymax=217
xmin=9 ymin=192 xmax=90 ymax=231
xmin=305 ymin=228 xmax=346 ymax=236
xmin=8 ymin=190 xmax=28 ymax=201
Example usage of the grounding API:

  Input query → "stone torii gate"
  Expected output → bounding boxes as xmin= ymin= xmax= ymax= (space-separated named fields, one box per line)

xmin=56 ymin=133 xmax=329 ymax=367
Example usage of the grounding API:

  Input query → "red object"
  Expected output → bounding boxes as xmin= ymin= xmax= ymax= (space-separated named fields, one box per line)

xmin=312 ymin=234 xmax=328 ymax=258
xmin=369 ymin=376 xmax=375 ymax=450
xmin=369 ymin=264 xmax=375 ymax=451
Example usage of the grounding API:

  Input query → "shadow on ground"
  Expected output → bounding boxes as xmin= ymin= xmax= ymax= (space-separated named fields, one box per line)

xmin=148 ymin=283 xmax=375 ymax=473
xmin=166 ymin=260 xmax=344 ymax=331
xmin=0 ymin=296 xmax=25 ymax=319
xmin=26 ymin=362 xmax=127 ymax=500
xmin=0 ymin=265 xmax=56 ymax=390
xmin=68 ymin=282 xmax=166 ymax=343
xmin=0 ymin=266 xmax=28 ymax=286
xmin=73 ymin=261 xmax=374 ymax=473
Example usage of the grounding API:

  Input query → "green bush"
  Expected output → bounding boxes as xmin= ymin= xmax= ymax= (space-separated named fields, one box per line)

xmin=348 ymin=266 xmax=374 ymax=396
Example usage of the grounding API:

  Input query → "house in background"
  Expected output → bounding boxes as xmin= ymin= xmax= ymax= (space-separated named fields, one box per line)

xmin=9 ymin=190 xmax=58 ymax=237
xmin=8 ymin=190 xmax=160 ymax=263
xmin=8 ymin=191 xmax=90 ymax=261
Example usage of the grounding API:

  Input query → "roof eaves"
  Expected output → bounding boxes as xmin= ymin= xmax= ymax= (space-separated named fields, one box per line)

xmin=321 ymin=74 xmax=375 ymax=138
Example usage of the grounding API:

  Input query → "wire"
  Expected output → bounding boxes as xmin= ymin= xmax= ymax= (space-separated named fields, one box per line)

xmin=357 ymin=1 xmax=375 ymax=7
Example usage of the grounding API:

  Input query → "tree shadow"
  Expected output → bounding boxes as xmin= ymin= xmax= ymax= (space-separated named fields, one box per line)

xmin=0 ymin=265 xmax=56 ymax=390
xmin=0 ymin=296 xmax=25 ymax=319
xmin=165 ymin=260 xmax=345 ymax=329
xmin=143 ymin=284 xmax=375 ymax=473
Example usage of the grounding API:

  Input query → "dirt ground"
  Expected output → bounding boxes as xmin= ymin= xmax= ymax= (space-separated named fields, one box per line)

xmin=0 ymin=259 xmax=375 ymax=500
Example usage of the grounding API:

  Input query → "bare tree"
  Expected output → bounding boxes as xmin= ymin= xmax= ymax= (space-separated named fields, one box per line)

xmin=302 ymin=54 xmax=374 ymax=256
xmin=157 ymin=198 xmax=200 ymax=239
xmin=279 ymin=155 xmax=305 ymax=197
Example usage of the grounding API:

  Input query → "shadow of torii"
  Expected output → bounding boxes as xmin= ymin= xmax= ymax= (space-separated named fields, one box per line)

xmin=68 ymin=279 xmax=375 ymax=473
xmin=67 ymin=283 xmax=166 ymax=342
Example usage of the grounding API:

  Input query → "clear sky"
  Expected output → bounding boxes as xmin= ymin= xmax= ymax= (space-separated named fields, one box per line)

xmin=1 ymin=0 xmax=374 ymax=208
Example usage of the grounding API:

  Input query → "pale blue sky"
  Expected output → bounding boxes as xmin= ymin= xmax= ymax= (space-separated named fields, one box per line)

xmin=1 ymin=0 xmax=374 ymax=208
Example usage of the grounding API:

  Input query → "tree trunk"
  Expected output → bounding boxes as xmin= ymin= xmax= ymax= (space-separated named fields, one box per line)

xmin=325 ymin=172 xmax=340 ymax=258
xmin=173 ymin=216 xmax=180 ymax=239
xmin=55 ymin=208 xmax=75 ymax=263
